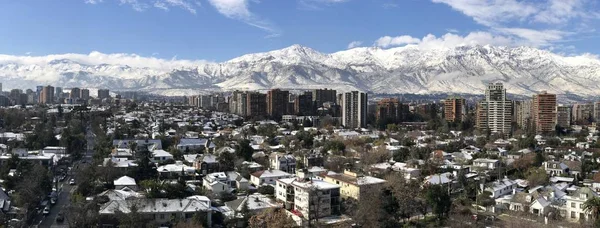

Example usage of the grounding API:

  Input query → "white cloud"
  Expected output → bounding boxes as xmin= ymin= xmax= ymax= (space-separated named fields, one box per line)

xmin=431 ymin=0 xmax=538 ymax=27
xmin=446 ymin=28 xmax=459 ymax=33
xmin=534 ymin=0 xmax=585 ymax=24
xmin=495 ymin=27 xmax=569 ymax=46
xmin=431 ymin=0 xmax=600 ymax=50
xmin=347 ymin=41 xmax=362 ymax=49
xmin=85 ymin=0 xmax=103 ymax=4
xmin=298 ymin=0 xmax=349 ymax=10
xmin=207 ymin=0 xmax=280 ymax=37
xmin=119 ymin=0 xmax=149 ymax=12
xmin=154 ymin=1 xmax=169 ymax=11
xmin=374 ymin=32 xmax=516 ymax=49
xmin=374 ymin=35 xmax=420 ymax=48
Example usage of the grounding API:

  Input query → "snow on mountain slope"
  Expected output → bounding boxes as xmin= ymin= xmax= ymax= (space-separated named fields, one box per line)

xmin=1 ymin=45 xmax=600 ymax=97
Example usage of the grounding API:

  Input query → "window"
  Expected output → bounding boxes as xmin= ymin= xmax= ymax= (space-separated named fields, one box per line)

xmin=572 ymin=202 xmax=576 ymax=208
xmin=581 ymin=203 xmax=584 ymax=209
xmin=160 ymin=214 xmax=165 ymax=219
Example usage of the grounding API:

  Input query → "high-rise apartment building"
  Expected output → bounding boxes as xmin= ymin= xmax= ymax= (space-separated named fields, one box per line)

xmin=81 ymin=89 xmax=90 ymax=100
xmin=235 ymin=92 xmax=248 ymax=117
xmin=313 ymin=89 xmax=337 ymax=107
xmin=476 ymin=83 xmax=513 ymax=136
xmin=70 ymin=88 xmax=81 ymax=99
xmin=39 ymin=85 xmax=54 ymax=104
xmin=514 ymin=100 xmax=532 ymax=131
xmin=246 ymin=92 xmax=266 ymax=118
xmin=342 ymin=91 xmax=367 ymax=129
xmin=36 ymin=86 xmax=43 ymax=102
xmin=55 ymin=87 xmax=63 ymax=100
xmin=532 ymin=91 xmax=557 ymax=134
xmin=98 ymin=89 xmax=110 ymax=99
xmin=376 ymin=98 xmax=401 ymax=123
xmin=572 ymin=103 xmax=593 ymax=124
xmin=294 ymin=91 xmax=313 ymax=115
xmin=557 ymin=105 xmax=571 ymax=128
xmin=444 ymin=97 xmax=466 ymax=122
xmin=267 ymin=89 xmax=289 ymax=118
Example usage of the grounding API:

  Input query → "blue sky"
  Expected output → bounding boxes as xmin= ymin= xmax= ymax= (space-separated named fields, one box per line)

xmin=0 ymin=0 xmax=599 ymax=61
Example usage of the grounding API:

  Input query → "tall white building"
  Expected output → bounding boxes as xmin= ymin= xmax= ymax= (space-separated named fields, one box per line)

xmin=341 ymin=91 xmax=367 ymax=129
xmin=275 ymin=177 xmax=341 ymax=221
xmin=477 ymin=83 xmax=513 ymax=136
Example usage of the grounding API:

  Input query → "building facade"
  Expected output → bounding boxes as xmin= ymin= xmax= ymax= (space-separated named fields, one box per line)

xmin=476 ymin=83 xmax=513 ymax=136
xmin=572 ymin=103 xmax=593 ymax=124
xmin=98 ymin=89 xmax=110 ymax=99
xmin=532 ymin=91 xmax=557 ymax=134
xmin=444 ymin=97 xmax=466 ymax=122
xmin=375 ymin=98 xmax=401 ymax=123
xmin=246 ymin=92 xmax=267 ymax=119
xmin=267 ymin=89 xmax=290 ymax=118
xmin=39 ymin=85 xmax=54 ymax=104
xmin=312 ymin=89 xmax=337 ymax=107
xmin=341 ymin=91 xmax=367 ymax=129
xmin=557 ymin=105 xmax=571 ymax=128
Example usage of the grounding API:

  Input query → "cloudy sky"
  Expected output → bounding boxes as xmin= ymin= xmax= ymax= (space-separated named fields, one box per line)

xmin=0 ymin=0 xmax=599 ymax=61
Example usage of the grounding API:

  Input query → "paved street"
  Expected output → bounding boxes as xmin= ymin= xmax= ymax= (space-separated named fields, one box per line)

xmin=36 ymin=127 xmax=96 ymax=227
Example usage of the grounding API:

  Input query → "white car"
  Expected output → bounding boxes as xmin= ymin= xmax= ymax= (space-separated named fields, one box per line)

xmin=69 ymin=179 xmax=75 ymax=185
xmin=42 ymin=206 xmax=50 ymax=215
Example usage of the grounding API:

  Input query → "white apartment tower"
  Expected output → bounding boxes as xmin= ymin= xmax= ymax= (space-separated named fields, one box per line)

xmin=477 ymin=83 xmax=513 ymax=136
xmin=341 ymin=91 xmax=367 ymax=129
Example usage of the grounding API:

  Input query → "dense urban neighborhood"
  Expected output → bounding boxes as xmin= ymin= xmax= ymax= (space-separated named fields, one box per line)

xmin=1 ymin=83 xmax=600 ymax=227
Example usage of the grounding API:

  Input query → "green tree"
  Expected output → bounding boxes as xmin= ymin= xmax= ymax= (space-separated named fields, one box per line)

xmin=425 ymin=184 xmax=452 ymax=220
xmin=235 ymin=139 xmax=254 ymax=161
xmin=218 ymin=152 xmax=236 ymax=172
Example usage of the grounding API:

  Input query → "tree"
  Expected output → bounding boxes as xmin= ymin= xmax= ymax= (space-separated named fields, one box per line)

xmin=583 ymin=197 xmax=600 ymax=224
xmin=117 ymin=202 xmax=150 ymax=228
xmin=236 ymin=139 xmax=254 ymax=161
xmin=218 ymin=151 xmax=236 ymax=172
xmin=129 ymin=143 xmax=157 ymax=181
xmin=248 ymin=208 xmax=297 ymax=228
xmin=526 ymin=167 xmax=549 ymax=187
xmin=425 ymin=184 xmax=452 ymax=220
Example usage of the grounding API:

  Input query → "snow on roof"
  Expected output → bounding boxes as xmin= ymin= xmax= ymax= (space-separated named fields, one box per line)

xmin=152 ymin=149 xmax=173 ymax=158
xmin=237 ymin=193 xmax=280 ymax=211
xmin=293 ymin=178 xmax=340 ymax=190
xmin=99 ymin=198 xmax=210 ymax=215
xmin=114 ymin=176 xmax=137 ymax=186
xmin=158 ymin=162 xmax=196 ymax=173
xmin=252 ymin=169 xmax=292 ymax=178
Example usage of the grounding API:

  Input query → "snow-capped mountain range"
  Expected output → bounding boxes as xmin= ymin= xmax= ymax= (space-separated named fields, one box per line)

xmin=1 ymin=44 xmax=600 ymax=97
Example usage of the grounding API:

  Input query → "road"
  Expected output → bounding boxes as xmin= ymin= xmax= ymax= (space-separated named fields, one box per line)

xmin=36 ymin=128 xmax=96 ymax=227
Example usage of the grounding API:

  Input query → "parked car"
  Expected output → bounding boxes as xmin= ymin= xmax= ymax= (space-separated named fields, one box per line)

xmin=56 ymin=212 xmax=64 ymax=223
xmin=42 ymin=206 xmax=50 ymax=215
xmin=69 ymin=179 xmax=75 ymax=185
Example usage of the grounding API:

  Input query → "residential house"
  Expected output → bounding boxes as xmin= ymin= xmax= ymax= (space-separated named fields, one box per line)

xmin=152 ymin=149 xmax=174 ymax=163
xmin=203 ymin=172 xmax=248 ymax=194
xmin=194 ymin=154 xmax=220 ymax=175
xmin=250 ymin=169 xmax=294 ymax=186
xmin=269 ymin=152 xmax=296 ymax=173
xmin=113 ymin=176 xmax=138 ymax=191
xmin=321 ymin=169 xmax=386 ymax=201
xmin=224 ymin=193 xmax=280 ymax=215
xmin=485 ymin=178 xmax=518 ymax=199
xmin=99 ymin=196 xmax=212 ymax=227
xmin=566 ymin=187 xmax=599 ymax=222
xmin=473 ymin=158 xmax=500 ymax=170
xmin=157 ymin=161 xmax=197 ymax=178
xmin=543 ymin=161 xmax=570 ymax=176
xmin=176 ymin=138 xmax=216 ymax=153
